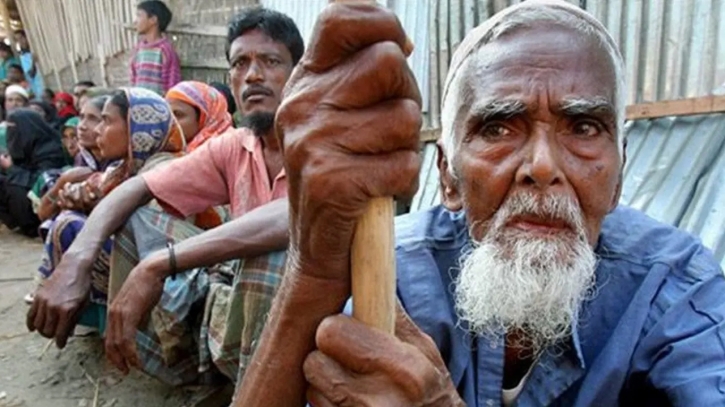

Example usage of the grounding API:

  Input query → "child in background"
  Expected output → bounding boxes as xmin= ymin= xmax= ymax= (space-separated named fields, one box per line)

xmin=14 ymin=30 xmax=44 ymax=100
xmin=0 ymin=42 xmax=20 ymax=82
xmin=130 ymin=1 xmax=181 ymax=94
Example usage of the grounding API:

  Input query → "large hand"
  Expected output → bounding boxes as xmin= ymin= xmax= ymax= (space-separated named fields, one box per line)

xmin=304 ymin=307 xmax=464 ymax=407
xmin=105 ymin=259 xmax=164 ymax=374
xmin=27 ymin=255 xmax=92 ymax=348
xmin=277 ymin=2 xmax=422 ymax=285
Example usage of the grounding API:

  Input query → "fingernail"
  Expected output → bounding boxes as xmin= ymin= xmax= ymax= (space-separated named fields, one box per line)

xmin=403 ymin=37 xmax=414 ymax=56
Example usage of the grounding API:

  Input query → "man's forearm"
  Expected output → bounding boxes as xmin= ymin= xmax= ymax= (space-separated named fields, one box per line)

xmin=232 ymin=261 xmax=349 ymax=407
xmin=143 ymin=198 xmax=290 ymax=278
xmin=64 ymin=177 xmax=152 ymax=266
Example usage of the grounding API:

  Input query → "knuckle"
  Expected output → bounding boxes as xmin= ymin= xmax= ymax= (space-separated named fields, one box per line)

xmin=370 ymin=41 xmax=406 ymax=69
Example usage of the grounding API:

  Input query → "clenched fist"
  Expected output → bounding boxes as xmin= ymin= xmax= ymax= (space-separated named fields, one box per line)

xmin=276 ymin=2 xmax=422 ymax=285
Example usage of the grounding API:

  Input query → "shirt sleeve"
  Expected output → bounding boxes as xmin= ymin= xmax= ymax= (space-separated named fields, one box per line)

xmin=635 ymin=257 xmax=725 ymax=404
xmin=161 ymin=44 xmax=182 ymax=92
xmin=141 ymin=136 xmax=233 ymax=217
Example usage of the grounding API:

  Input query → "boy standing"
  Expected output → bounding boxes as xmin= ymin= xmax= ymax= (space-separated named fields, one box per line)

xmin=130 ymin=1 xmax=181 ymax=94
xmin=14 ymin=30 xmax=44 ymax=99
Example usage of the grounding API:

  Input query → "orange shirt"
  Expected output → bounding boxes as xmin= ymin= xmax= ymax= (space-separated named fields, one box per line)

xmin=142 ymin=128 xmax=287 ymax=220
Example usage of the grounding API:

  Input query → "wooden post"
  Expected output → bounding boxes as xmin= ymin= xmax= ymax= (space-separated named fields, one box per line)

xmin=0 ymin=0 xmax=14 ymax=50
xmin=331 ymin=0 xmax=398 ymax=335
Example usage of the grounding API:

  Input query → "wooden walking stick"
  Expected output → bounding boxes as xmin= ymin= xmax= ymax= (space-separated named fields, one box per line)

xmin=332 ymin=0 xmax=406 ymax=335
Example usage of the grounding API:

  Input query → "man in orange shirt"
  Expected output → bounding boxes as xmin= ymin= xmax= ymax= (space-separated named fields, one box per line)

xmin=27 ymin=7 xmax=303 ymax=387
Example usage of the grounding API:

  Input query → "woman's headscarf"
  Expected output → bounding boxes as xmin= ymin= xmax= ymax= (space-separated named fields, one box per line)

xmin=54 ymin=92 xmax=78 ymax=119
xmin=209 ymin=82 xmax=237 ymax=116
xmin=28 ymin=100 xmax=60 ymax=128
xmin=6 ymin=109 xmax=67 ymax=188
xmin=166 ymin=81 xmax=233 ymax=152
xmin=89 ymin=87 xmax=184 ymax=196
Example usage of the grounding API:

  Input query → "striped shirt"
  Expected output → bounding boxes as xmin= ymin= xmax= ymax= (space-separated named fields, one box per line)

xmin=130 ymin=37 xmax=181 ymax=95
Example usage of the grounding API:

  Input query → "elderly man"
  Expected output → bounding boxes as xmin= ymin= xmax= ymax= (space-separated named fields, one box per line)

xmin=234 ymin=1 xmax=725 ymax=406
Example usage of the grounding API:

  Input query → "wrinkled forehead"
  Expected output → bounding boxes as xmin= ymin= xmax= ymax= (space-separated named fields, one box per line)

xmin=458 ymin=24 xmax=617 ymax=110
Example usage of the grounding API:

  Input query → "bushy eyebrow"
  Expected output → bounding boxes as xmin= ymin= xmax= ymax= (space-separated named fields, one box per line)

xmin=558 ymin=97 xmax=616 ymax=120
xmin=468 ymin=99 xmax=527 ymax=123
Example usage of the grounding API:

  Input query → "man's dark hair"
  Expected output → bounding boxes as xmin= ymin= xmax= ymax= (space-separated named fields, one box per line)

xmin=0 ymin=42 xmax=12 ymax=54
xmin=75 ymin=80 xmax=96 ymax=88
xmin=226 ymin=7 xmax=304 ymax=65
xmin=13 ymin=30 xmax=26 ymax=38
xmin=8 ymin=63 xmax=22 ymax=72
xmin=109 ymin=90 xmax=130 ymax=119
xmin=137 ymin=1 xmax=173 ymax=33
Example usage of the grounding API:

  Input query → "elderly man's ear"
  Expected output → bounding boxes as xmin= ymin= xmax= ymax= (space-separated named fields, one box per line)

xmin=437 ymin=142 xmax=463 ymax=212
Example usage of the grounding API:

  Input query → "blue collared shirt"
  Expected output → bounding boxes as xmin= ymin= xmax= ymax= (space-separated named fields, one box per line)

xmin=394 ymin=205 xmax=725 ymax=406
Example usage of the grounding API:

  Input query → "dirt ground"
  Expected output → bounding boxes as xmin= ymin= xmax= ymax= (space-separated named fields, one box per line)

xmin=0 ymin=226 xmax=230 ymax=407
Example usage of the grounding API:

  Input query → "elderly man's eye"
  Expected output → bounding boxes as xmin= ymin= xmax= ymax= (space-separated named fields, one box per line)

xmin=572 ymin=120 xmax=602 ymax=138
xmin=480 ymin=123 xmax=511 ymax=139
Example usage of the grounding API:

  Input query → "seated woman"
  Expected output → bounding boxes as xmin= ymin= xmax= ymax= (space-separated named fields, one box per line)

xmin=54 ymin=91 xmax=78 ymax=122
xmin=165 ymin=81 xmax=233 ymax=151
xmin=28 ymin=100 xmax=61 ymax=130
xmin=0 ymin=109 xmax=67 ymax=236
xmin=35 ymin=88 xmax=184 ymax=310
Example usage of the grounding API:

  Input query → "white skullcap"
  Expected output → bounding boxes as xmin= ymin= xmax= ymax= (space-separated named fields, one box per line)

xmin=5 ymin=84 xmax=29 ymax=100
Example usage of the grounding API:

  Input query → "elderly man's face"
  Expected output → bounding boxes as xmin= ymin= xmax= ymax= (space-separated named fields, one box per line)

xmin=440 ymin=25 xmax=622 ymax=245
xmin=442 ymin=24 xmax=624 ymax=346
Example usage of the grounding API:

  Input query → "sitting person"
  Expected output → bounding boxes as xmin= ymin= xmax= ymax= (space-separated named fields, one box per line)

xmin=0 ymin=109 xmax=66 ymax=236
xmin=34 ymin=95 xmax=111 ymax=224
xmin=28 ymin=100 xmax=62 ymax=130
xmin=6 ymin=63 xmax=30 ymax=91
xmin=30 ymin=87 xmax=184 ymax=312
xmin=72 ymin=81 xmax=95 ymax=111
xmin=0 ymin=84 xmax=30 ymax=151
xmin=28 ymin=7 xmax=302 ymax=388
xmin=209 ymin=82 xmax=237 ymax=124
xmin=234 ymin=2 xmax=725 ymax=406
xmin=61 ymin=117 xmax=81 ymax=163
xmin=54 ymin=92 xmax=78 ymax=122
xmin=166 ymin=81 xmax=233 ymax=150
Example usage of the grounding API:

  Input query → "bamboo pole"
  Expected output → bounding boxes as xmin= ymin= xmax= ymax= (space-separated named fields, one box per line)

xmin=97 ymin=43 xmax=108 ymax=87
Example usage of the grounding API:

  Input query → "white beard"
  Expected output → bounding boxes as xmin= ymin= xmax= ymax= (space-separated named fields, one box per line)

xmin=454 ymin=192 xmax=597 ymax=351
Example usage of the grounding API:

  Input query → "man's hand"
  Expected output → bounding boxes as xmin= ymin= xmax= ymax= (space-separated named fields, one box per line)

xmin=233 ymin=5 xmax=424 ymax=406
xmin=0 ymin=154 xmax=12 ymax=169
xmin=27 ymin=256 xmax=92 ymax=348
xmin=276 ymin=2 xmax=422 ymax=286
xmin=304 ymin=307 xmax=464 ymax=407
xmin=105 ymin=258 xmax=165 ymax=374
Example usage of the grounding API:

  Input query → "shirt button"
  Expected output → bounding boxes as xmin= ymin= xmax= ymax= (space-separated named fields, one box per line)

xmin=489 ymin=341 xmax=497 ymax=349
xmin=486 ymin=399 xmax=495 ymax=406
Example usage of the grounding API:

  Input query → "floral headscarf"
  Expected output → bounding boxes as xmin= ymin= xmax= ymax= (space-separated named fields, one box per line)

xmin=165 ymin=81 xmax=233 ymax=152
xmin=89 ymin=87 xmax=184 ymax=197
